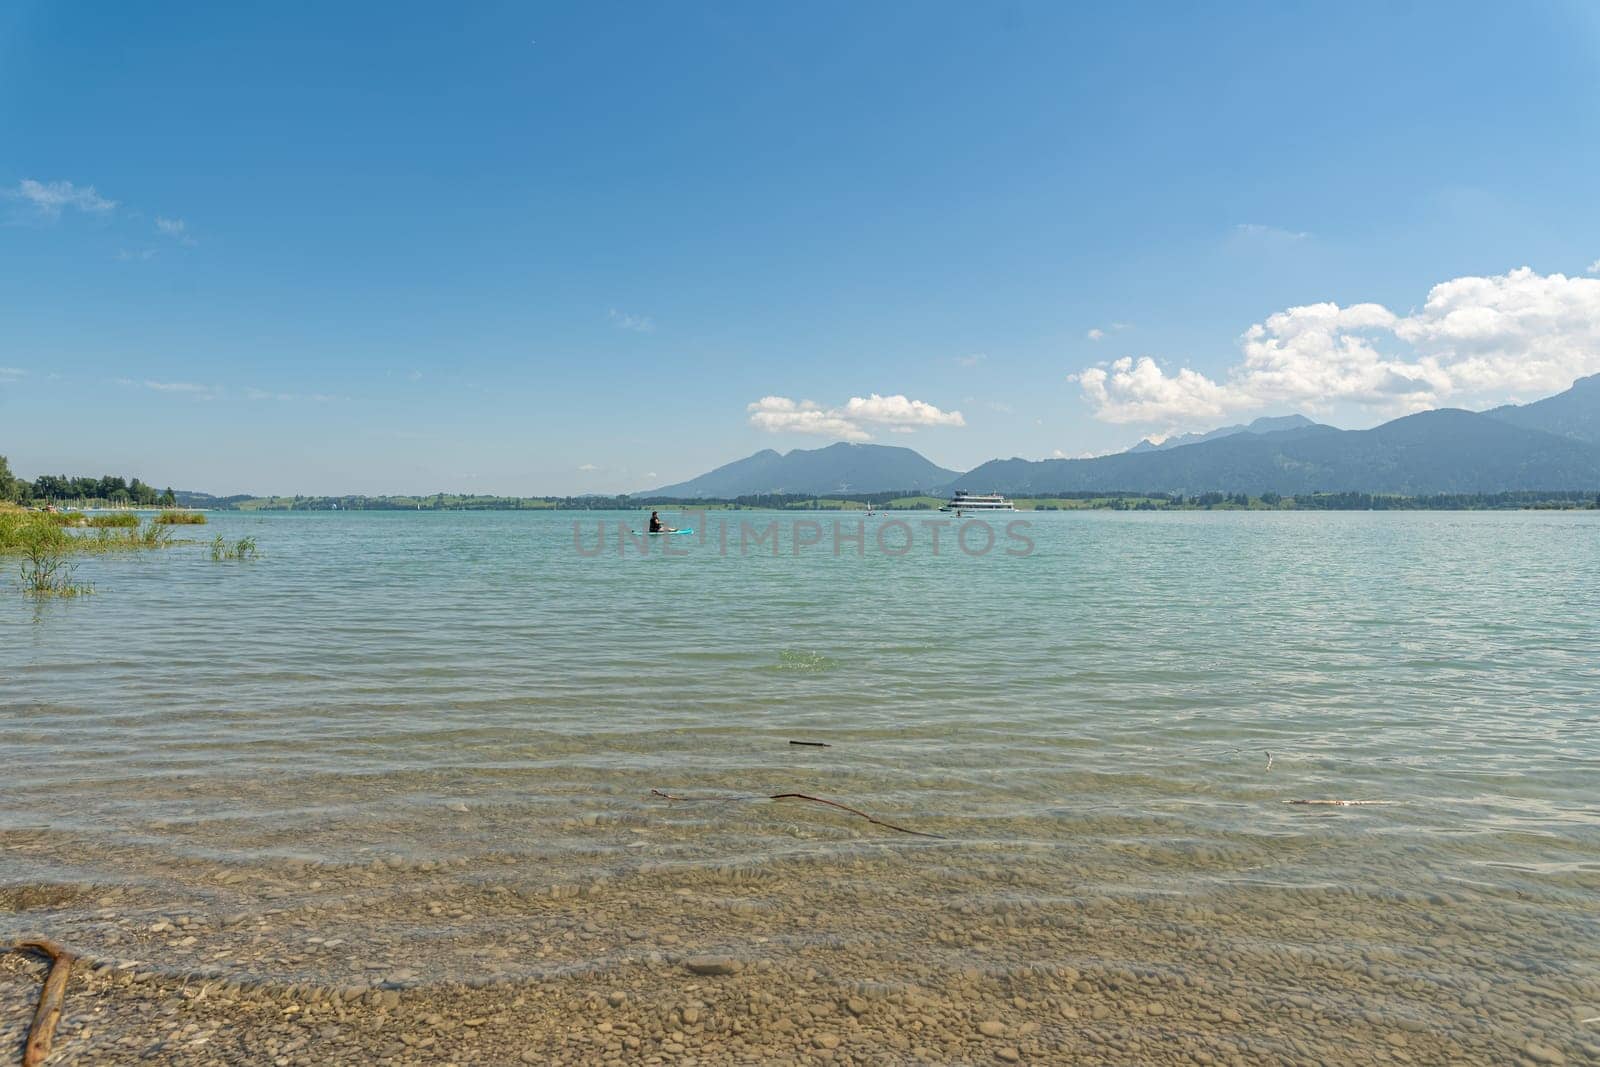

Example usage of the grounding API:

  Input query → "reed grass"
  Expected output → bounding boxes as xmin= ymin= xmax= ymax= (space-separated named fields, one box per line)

xmin=9 ymin=522 xmax=95 ymax=596
xmin=155 ymin=510 xmax=207 ymax=525
xmin=209 ymin=534 xmax=259 ymax=561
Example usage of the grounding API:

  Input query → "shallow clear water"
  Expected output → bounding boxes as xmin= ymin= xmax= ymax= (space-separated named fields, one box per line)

xmin=3 ymin=510 xmax=1598 ymax=1061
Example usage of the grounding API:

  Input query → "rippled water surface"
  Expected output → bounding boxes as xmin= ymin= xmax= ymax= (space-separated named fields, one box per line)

xmin=3 ymin=509 xmax=1598 ymax=1062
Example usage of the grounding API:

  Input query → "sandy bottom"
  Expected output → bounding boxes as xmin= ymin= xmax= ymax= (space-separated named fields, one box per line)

xmin=5 ymin=846 xmax=1598 ymax=1066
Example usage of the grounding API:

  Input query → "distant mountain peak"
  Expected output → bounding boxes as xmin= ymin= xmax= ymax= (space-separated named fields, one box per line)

xmin=1127 ymin=413 xmax=1321 ymax=453
xmin=647 ymin=441 xmax=960 ymax=498
xmin=1485 ymin=373 xmax=1600 ymax=445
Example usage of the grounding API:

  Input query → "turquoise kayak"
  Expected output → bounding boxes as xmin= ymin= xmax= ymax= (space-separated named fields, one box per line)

xmin=638 ymin=528 xmax=694 ymax=536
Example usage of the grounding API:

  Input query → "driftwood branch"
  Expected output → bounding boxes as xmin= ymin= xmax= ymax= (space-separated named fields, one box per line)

xmin=650 ymin=789 xmax=942 ymax=838
xmin=1284 ymin=799 xmax=1388 ymax=806
xmin=787 ymin=740 xmax=831 ymax=747
xmin=9 ymin=939 xmax=77 ymax=1067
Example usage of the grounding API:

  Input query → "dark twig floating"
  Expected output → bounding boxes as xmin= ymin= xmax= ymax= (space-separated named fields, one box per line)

xmin=1284 ymin=799 xmax=1388 ymax=806
xmin=787 ymin=740 xmax=831 ymax=747
xmin=8 ymin=938 xmax=77 ymax=1067
xmin=650 ymin=788 xmax=942 ymax=838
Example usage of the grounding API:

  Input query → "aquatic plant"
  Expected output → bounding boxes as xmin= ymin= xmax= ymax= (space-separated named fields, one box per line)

xmin=16 ymin=528 xmax=93 ymax=597
xmin=88 ymin=512 xmax=141 ymax=528
xmin=155 ymin=510 xmax=207 ymax=525
xmin=210 ymin=534 xmax=259 ymax=561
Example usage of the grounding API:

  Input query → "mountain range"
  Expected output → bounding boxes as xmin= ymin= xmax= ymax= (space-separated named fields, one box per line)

xmin=1124 ymin=414 xmax=1321 ymax=452
xmin=646 ymin=373 xmax=1600 ymax=498
xmin=647 ymin=442 xmax=961 ymax=498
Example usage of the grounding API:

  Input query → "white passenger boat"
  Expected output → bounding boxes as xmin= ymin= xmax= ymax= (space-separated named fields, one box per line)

xmin=938 ymin=490 xmax=1015 ymax=513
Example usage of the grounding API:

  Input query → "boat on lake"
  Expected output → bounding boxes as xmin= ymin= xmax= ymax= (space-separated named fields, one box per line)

xmin=939 ymin=490 xmax=1015 ymax=513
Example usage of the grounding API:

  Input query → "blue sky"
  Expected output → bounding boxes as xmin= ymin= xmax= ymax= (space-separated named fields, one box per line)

xmin=4 ymin=1 xmax=1600 ymax=495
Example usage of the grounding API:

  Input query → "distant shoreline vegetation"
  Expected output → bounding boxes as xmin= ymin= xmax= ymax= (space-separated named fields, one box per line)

xmin=180 ymin=489 xmax=1600 ymax=512
xmin=6 ymin=456 xmax=1597 ymax=515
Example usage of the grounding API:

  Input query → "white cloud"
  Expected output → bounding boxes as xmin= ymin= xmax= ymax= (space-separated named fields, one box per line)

xmin=608 ymin=308 xmax=655 ymax=333
xmin=7 ymin=178 xmax=116 ymax=218
xmin=116 ymin=248 xmax=157 ymax=262
xmin=577 ymin=463 xmax=600 ymax=472
xmin=955 ymin=353 xmax=987 ymax=367
xmin=0 ymin=367 xmax=25 ymax=381
xmin=747 ymin=393 xmax=965 ymax=441
xmin=143 ymin=380 xmax=215 ymax=394
xmin=1086 ymin=323 xmax=1130 ymax=342
xmin=118 ymin=378 xmax=221 ymax=399
xmin=155 ymin=216 xmax=197 ymax=245
xmin=1234 ymin=222 xmax=1310 ymax=242
xmin=1589 ymin=259 xmax=1600 ymax=275
xmin=1071 ymin=266 xmax=1600 ymax=424
xmin=245 ymin=388 xmax=334 ymax=403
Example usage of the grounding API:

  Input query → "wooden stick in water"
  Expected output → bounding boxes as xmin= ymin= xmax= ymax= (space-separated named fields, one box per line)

xmin=787 ymin=740 xmax=831 ymax=747
xmin=650 ymin=789 xmax=942 ymax=838
xmin=10 ymin=938 xmax=77 ymax=1067
xmin=1283 ymin=799 xmax=1387 ymax=806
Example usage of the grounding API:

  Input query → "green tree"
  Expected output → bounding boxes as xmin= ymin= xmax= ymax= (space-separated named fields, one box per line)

xmin=160 ymin=486 xmax=177 ymax=507
xmin=0 ymin=455 xmax=19 ymax=502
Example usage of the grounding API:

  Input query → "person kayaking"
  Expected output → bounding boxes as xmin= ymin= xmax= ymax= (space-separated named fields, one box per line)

xmin=648 ymin=510 xmax=675 ymax=534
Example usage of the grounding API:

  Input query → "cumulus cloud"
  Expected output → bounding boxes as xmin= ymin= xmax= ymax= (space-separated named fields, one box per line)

xmin=608 ymin=308 xmax=655 ymax=333
xmin=1086 ymin=328 xmax=1105 ymax=342
xmin=747 ymin=393 xmax=965 ymax=441
xmin=1071 ymin=267 xmax=1600 ymax=424
xmin=7 ymin=178 xmax=116 ymax=218
xmin=1589 ymin=259 xmax=1600 ymax=275
xmin=577 ymin=463 xmax=600 ymax=472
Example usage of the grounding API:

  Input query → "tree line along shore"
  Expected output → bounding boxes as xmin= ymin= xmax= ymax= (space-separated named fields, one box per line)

xmin=155 ymin=489 xmax=1600 ymax=512
xmin=5 ymin=457 xmax=1598 ymax=514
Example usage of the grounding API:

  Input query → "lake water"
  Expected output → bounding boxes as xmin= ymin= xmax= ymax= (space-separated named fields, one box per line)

xmin=2 ymin=509 xmax=1597 ymax=1063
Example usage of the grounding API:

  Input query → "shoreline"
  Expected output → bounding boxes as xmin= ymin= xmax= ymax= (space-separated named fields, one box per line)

xmin=9 ymin=936 xmax=1578 ymax=1066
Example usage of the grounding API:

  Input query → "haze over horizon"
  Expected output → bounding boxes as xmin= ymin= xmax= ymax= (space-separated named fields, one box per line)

xmin=4 ymin=2 xmax=1600 ymax=496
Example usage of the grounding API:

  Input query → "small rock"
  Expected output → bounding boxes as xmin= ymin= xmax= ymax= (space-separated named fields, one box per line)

xmin=607 ymin=991 xmax=627 ymax=1007
xmin=683 ymin=956 xmax=740 ymax=976
xmin=845 ymin=997 xmax=868 ymax=1017
xmin=977 ymin=1020 xmax=1006 ymax=1038
xmin=1521 ymin=1044 xmax=1565 ymax=1065
xmin=682 ymin=1007 xmax=701 ymax=1025
xmin=997 ymin=1048 xmax=1020 ymax=1063
xmin=816 ymin=1033 xmax=840 ymax=1049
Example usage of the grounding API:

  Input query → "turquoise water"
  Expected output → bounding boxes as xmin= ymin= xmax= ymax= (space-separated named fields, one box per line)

xmin=3 ymin=509 xmax=1598 ymax=1059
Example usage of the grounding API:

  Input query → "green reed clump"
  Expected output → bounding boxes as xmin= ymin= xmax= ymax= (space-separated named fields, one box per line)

xmin=88 ymin=512 xmax=140 ymax=528
xmin=0 ymin=510 xmax=69 ymax=552
xmin=209 ymin=534 xmax=259 ymax=561
xmin=155 ymin=510 xmax=206 ymax=525
xmin=1 ymin=510 xmax=179 ymax=557
xmin=14 ymin=523 xmax=94 ymax=597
